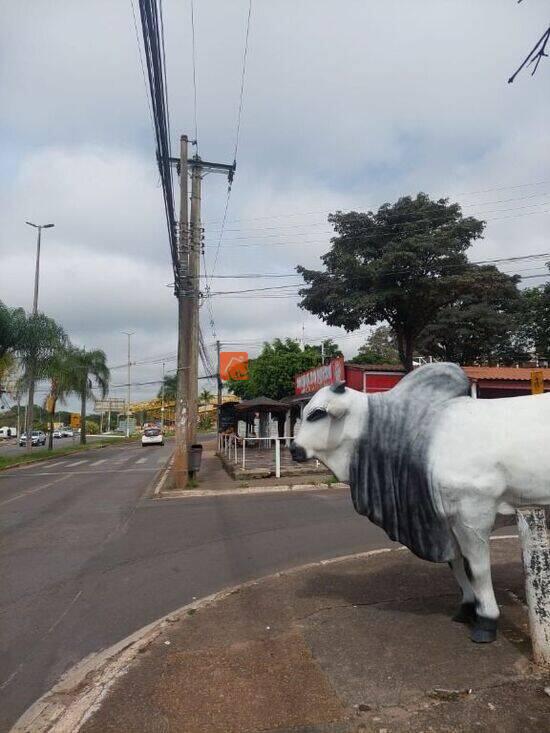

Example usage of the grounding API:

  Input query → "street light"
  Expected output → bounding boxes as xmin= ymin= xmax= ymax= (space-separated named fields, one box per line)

xmin=24 ymin=221 xmax=54 ymax=451
xmin=25 ymin=221 xmax=54 ymax=314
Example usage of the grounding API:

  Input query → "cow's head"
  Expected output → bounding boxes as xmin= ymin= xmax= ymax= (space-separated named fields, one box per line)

xmin=290 ymin=382 xmax=367 ymax=481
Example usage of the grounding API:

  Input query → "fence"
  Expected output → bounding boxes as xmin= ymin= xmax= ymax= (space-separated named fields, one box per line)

xmin=218 ymin=433 xmax=315 ymax=478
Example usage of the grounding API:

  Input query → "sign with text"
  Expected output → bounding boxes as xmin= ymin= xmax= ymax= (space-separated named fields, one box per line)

xmin=531 ymin=369 xmax=545 ymax=395
xmin=295 ymin=356 xmax=345 ymax=395
xmin=220 ymin=352 xmax=249 ymax=381
xmin=70 ymin=413 xmax=81 ymax=428
xmin=94 ymin=398 xmax=126 ymax=412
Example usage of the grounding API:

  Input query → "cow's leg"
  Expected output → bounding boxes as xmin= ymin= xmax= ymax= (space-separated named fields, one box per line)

xmin=449 ymin=551 xmax=476 ymax=624
xmin=452 ymin=508 xmax=499 ymax=643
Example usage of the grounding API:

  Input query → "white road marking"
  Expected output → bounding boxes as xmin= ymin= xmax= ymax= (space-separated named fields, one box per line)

xmin=67 ymin=460 xmax=88 ymax=467
xmin=135 ymin=457 xmax=147 ymax=464
xmin=44 ymin=461 xmax=68 ymax=468
xmin=89 ymin=459 xmax=107 ymax=466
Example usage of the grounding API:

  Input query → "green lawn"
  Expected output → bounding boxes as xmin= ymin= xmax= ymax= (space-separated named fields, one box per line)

xmin=0 ymin=436 xmax=141 ymax=471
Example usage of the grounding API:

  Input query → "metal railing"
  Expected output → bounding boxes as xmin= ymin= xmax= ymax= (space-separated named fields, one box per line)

xmin=218 ymin=433 xmax=299 ymax=478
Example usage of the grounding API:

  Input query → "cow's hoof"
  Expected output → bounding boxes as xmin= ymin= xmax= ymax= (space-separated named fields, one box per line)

xmin=470 ymin=616 xmax=498 ymax=644
xmin=452 ymin=602 xmax=476 ymax=625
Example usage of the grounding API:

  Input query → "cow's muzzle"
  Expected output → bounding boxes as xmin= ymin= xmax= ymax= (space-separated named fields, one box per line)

xmin=290 ymin=441 xmax=308 ymax=462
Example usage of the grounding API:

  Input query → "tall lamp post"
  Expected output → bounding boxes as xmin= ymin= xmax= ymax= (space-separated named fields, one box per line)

xmin=24 ymin=221 xmax=54 ymax=450
xmin=122 ymin=331 xmax=135 ymax=438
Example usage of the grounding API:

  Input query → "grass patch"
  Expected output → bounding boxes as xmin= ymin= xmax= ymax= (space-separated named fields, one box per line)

xmin=185 ymin=477 xmax=200 ymax=489
xmin=0 ymin=437 xmax=140 ymax=471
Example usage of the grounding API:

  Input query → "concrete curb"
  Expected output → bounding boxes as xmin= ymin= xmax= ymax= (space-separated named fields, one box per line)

xmin=157 ymin=481 xmax=349 ymax=498
xmin=11 ymin=535 xmax=519 ymax=733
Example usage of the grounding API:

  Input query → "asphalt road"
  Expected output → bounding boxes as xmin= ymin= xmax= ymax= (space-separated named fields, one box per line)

xmin=0 ymin=434 xmax=122 ymax=458
xmin=0 ymin=439 xmax=392 ymax=732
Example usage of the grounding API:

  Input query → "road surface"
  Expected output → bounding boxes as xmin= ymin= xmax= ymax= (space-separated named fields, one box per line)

xmin=0 ymin=439 xmax=392 ymax=731
xmin=0 ymin=434 xmax=125 ymax=458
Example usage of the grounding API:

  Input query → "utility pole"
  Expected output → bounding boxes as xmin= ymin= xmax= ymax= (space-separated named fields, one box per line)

xmin=161 ymin=361 xmax=165 ymax=431
xmin=123 ymin=331 xmax=135 ymax=438
xmin=170 ymin=140 xmax=235 ymax=487
xmin=174 ymin=135 xmax=190 ymax=487
xmin=216 ymin=339 xmax=222 ymax=428
xmin=24 ymin=221 xmax=54 ymax=451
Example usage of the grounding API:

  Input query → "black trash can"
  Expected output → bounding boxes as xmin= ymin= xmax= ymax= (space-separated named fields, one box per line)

xmin=188 ymin=444 xmax=203 ymax=473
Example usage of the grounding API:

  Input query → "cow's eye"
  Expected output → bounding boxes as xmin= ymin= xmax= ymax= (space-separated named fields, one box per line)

xmin=306 ymin=407 xmax=327 ymax=422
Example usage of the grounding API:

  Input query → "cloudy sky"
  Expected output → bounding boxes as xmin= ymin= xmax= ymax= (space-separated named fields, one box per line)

xmin=1 ymin=0 xmax=549 ymax=408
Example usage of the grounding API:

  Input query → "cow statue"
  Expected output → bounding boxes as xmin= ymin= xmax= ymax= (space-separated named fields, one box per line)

xmin=290 ymin=362 xmax=550 ymax=644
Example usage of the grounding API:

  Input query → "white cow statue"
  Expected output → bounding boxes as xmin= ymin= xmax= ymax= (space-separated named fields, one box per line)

xmin=290 ymin=362 xmax=550 ymax=643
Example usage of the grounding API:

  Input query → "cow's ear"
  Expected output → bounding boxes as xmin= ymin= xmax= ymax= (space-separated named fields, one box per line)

xmin=330 ymin=381 xmax=346 ymax=394
xmin=326 ymin=399 xmax=348 ymax=420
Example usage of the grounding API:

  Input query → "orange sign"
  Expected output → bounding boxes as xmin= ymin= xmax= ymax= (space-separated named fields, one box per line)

xmin=220 ymin=352 xmax=249 ymax=381
xmin=70 ymin=413 xmax=81 ymax=428
xmin=531 ymin=370 xmax=544 ymax=395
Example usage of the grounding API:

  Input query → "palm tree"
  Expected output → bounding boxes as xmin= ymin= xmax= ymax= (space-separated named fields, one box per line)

xmin=43 ymin=345 xmax=81 ymax=450
xmin=199 ymin=388 xmax=214 ymax=405
xmin=73 ymin=348 xmax=110 ymax=445
xmin=16 ymin=312 xmax=67 ymax=450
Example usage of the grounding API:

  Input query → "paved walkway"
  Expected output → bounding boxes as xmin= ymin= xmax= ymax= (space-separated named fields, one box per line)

xmin=66 ymin=537 xmax=550 ymax=733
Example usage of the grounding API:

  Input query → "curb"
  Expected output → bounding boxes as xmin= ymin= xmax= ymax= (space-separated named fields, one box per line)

xmin=158 ymin=481 xmax=349 ymax=498
xmin=10 ymin=547 xmax=394 ymax=733
xmin=10 ymin=535 xmax=519 ymax=733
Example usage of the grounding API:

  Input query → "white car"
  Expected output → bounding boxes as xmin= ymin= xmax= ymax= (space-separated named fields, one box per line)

xmin=141 ymin=427 xmax=164 ymax=446
xmin=19 ymin=430 xmax=46 ymax=447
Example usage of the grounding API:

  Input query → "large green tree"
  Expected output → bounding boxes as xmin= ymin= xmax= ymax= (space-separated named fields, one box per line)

xmin=350 ymin=325 xmax=401 ymax=365
xmin=416 ymin=265 xmax=528 ymax=365
xmin=42 ymin=345 xmax=83 ymax=449
xmin=227 ymin=338 xmax=321 ymax=400
xmin=297 ymin=193 xmax=485 ymax=371
xmin=518 ymin=277 xmax=550 ymax=359
xmin=158 ymin=373 xmax=176 ymax=400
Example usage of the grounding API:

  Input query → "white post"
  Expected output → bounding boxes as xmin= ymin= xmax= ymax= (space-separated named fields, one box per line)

xmin=275 ymin=438 xmax=281 ymax=478
xmin=470 ymin=381 xmax=478 ymax=399
xmin=516 ymin=507 xmax=550 ymax=667
xmin=242 ymin=438 xmax=246 ymax=469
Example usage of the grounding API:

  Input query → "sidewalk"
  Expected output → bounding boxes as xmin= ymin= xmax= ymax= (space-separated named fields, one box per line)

xmin=43 ymin=537 xmax=548 ymax=733
xmin=161 ymin=436 xmax=338 ymax=496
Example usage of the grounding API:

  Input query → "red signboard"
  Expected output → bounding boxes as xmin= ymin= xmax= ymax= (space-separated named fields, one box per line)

xmin=295 ymin=356 xmax=345 ymax=395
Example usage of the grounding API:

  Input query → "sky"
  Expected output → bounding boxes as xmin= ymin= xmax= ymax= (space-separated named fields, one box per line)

xmin=1 ymin=0 xmax=549 ymax=409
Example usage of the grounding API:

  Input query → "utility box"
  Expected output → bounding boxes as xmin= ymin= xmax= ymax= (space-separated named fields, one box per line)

xmin=189 ymin=444 xmax=203 ymax=472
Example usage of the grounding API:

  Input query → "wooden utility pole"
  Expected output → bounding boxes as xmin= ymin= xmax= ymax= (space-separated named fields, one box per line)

xmin=171 ymin=140 xmax=235 ymax=487
xmin=186 ymin=158 xmax=202 ymax=456
xmin=174 ymin=135 xmax=190 ymax=487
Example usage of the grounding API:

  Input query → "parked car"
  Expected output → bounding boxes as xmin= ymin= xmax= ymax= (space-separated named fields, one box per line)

xmin=19 ymin=431 xmax=47 ymax=447
xmin=52 ymin=429 xmax=63 ymax=439
xmin=60 ymin=428 xmax=73 ymax=437
xmin=141 ymin=427 xmax=164 ymax=447
xmin=0 ymin=427 xmax=16 ymax=439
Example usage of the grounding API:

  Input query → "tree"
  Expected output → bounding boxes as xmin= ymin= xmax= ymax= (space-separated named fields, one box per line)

xmin=518 ymin=278 xmax=550 ymax=359
xmin=350 ymin=325 xmax=401 ymax=365
xmin=16 ymin=312 xmax=67 ymax=449
xmin=41 ymin=345 xmax=84 ymax=450
xmin=297 ymin=193 xmax=485 ymax=371
xmin=304 ymin=338 xmax=342 ymax=363
xmin=0 ymin=301 xmax=26 ymax=360
xmin=72 ymin=348 xmax=110 ymax=445
xmin=227 ymin=338 xmax=321 ymax=400
xmin=199 ymin=388 xmax=214 ymax=405
xmin=158 ymin=373 xmax=176 ymax=400
xmin=417 ymin=265 xmax=528 ymax=365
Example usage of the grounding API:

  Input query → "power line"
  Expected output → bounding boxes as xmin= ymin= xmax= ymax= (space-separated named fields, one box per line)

xmin=233 ymin=0 xmax=252 ymax=163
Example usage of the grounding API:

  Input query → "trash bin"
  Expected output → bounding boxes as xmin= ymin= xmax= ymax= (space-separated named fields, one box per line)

xmin=188 ymin=444 xmax=203 ymax=473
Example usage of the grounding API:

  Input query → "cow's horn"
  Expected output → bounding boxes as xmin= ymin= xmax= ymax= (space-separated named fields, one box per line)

xmin=330 ymin=381 xmax=346 ymax=394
